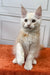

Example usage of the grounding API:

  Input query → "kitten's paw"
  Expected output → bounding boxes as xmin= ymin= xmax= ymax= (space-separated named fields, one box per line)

xmin=33 ymin=59 xmax=37 ymax=65
xmin=12 ymin=58 xmax=17 ymax=64
xmin=17 ymin=60 xmax=24 ymax=65
xmin=24 ymin=63 xmax=33 ymax=70
xmin=17 ymin=57 xmax=24 ymax=65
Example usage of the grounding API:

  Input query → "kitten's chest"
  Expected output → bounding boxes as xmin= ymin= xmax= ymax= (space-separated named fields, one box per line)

xmin=22 ymin=34 xmax=32 ymax=51
xmin=22 ymin=33 xmax=37 ymax=50
xmin=23 ymin=34 xmax=33 ymax=45
xmin=22 ymin=34 xmax=39 ymax=49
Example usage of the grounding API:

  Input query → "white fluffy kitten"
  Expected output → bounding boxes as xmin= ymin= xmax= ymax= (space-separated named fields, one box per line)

xmin=12 ymin=5 xmax=42 ymax=70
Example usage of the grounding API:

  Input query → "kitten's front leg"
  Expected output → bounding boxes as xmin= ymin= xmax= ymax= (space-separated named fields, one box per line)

xmin=13 ymin=43 xmax=24 ymax=65
xmin=24 ymin=50 xmax=34 ymax=70
xmin=16 ymin=43 xmax=24 ymax=65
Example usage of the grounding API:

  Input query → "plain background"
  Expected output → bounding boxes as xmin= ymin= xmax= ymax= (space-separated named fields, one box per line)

xmin=0 ymin=0 xmax=50 ymax=47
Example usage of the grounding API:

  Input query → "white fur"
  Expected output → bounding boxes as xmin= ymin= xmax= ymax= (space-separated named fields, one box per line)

xmin=13 ymin=43 xmax=24 ymax=65
xmin=21 ymin=12 xmax=41 ymax=30
xmin=33 ymin=59 xmax=37 ymax=64
xmin=12 ymin=58 xmax=17 ymax=64
xmin=16 ymin=43 xmax=24 ymax=65
xmin=24 ymin=61 xmax=33 ymax=70
xmin=13 ymin=6 xmax=42 ymax=70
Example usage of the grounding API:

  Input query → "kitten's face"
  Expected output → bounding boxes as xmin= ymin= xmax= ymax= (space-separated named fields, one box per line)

xmin=21 ymin=6 xmax=42 ymax=32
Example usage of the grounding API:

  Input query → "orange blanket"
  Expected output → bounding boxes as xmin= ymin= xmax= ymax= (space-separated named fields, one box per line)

xmin=0 ymin=45 xmax=50 ymax=75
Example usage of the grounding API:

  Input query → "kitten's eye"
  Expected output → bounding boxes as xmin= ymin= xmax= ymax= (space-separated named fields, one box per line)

xmin=32 ymin=19 xmax=36 ymax=23
xmin=24 ymin=19 xmax=28 ymax=22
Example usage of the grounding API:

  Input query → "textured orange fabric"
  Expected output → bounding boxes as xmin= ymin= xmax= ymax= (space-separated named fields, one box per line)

xmin=0 ymin=45 xmax=50 ymax=75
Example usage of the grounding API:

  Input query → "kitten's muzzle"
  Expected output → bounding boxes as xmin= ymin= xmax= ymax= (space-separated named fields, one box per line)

xmin=26 ymin=24 xmax=31 ymax=29
xmin=24 ymin=24 xmax=32 ymax=29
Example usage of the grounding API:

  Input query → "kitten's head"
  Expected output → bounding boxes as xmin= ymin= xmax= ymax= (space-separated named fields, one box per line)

xmin=21 ymin=5 xmax=42 ymax=32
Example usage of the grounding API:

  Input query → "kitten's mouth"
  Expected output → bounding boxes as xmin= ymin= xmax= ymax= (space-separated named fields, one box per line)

xmin=24 ymin=27 xmax=32 ymax=29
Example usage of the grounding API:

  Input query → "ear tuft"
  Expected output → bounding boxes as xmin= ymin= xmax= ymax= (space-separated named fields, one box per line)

xmin=35 ymin=6 xmax=42 ymax=19
xmin=21 ymin=5 xmax=27 ymax=18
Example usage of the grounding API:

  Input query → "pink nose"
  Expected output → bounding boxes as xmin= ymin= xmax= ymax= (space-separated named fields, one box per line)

xmin=28 ymin=24 xmax=30 ymax=27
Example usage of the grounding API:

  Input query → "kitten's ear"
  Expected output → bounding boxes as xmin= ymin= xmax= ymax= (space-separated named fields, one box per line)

xmin=35 ymin=6 xmax=42 ymax=19
xmin=21 ymin=5 xmax=27 ymax=18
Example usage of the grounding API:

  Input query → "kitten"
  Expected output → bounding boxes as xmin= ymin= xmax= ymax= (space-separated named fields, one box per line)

xmin=12 ymin=5 xmax=42 ymax=70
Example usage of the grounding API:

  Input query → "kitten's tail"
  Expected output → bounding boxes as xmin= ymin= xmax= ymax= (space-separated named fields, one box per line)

xmin=40 ymin=45 xmax=45 ymax=50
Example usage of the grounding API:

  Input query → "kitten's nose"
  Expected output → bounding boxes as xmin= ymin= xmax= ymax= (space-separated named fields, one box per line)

xmin=28 ymin=24 xmax=30 ymax=27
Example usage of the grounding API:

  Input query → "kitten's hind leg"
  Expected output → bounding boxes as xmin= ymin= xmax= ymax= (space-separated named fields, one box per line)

xmin=12 ymin=58 xmax=17 ymax=64
xmin=32 ymin=59 xmax=37 ymax=65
